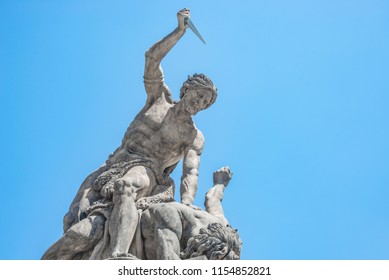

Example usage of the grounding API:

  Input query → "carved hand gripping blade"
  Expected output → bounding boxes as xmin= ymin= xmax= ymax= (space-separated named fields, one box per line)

xmin=185 ymin=17 xmax=206 ymax=44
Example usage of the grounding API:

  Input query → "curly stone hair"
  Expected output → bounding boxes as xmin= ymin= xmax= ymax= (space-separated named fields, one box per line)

xmin=180 ymin=223 xmax=242 ymax=260
xmin=179 ymin=74 xmax=217 ymax=109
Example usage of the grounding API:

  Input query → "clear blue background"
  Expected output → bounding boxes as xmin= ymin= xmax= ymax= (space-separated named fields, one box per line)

xmin=1 ymin=0 xmax=389 ymax=260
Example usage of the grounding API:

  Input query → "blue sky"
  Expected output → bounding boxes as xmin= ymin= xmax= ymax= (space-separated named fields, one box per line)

xmin=1 ymin=0 xmax=389 ymax=260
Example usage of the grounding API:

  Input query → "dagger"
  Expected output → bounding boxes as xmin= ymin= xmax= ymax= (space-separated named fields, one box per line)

xmin=185 ymin=17 xmax=206 ymax=45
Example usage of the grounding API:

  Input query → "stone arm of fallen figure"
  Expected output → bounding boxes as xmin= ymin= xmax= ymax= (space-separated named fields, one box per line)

xmin=205 ymin=166 xmax=233 ymax=226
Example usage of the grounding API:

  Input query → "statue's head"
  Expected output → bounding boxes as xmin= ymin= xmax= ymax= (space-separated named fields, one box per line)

xmin=180 ymin=223 xmax=242 ymax=260
xmin=179 ymin=74 xmax=217 ymax=115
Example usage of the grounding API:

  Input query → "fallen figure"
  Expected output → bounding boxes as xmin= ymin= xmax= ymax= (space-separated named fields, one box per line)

xmin=42 ymin=167 xmax=241 ymax=260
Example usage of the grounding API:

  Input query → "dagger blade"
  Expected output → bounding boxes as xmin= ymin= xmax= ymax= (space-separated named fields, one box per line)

xmin=185 ymin=17 xmax=206 ymax=45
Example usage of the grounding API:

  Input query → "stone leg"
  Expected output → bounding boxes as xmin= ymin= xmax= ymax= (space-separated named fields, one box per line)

xmin=41 ymin=215 xmax=105 ymax=260
xmin=142 ymin=203 xmax=183 ymax=260
xmin=109 ymin=165 xmax=156 ymax=258
xmin=155 ymin=228 xmax=181 ymax=259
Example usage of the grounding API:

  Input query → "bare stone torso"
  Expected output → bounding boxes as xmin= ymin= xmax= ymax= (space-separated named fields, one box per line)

xmin=108 ymin=94 xmax=199 ymax=170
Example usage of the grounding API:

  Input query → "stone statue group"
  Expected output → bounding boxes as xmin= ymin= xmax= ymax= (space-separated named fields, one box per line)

xmin=42 ymin=9 xmax=242 ymax=260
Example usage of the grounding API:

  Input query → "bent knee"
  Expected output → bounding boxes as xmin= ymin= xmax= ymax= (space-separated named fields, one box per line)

xmin=114 ymin=178 xmax=135 ymax=196
xmin=113 ymin=167 xmax=155 ymax=197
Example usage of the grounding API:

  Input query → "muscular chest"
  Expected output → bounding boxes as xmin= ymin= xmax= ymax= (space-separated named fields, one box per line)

xmin=129 ymin=102 xmax=197 ymax=161
xmin=143 ymin=101 xmax=196 ymax=145
xmin=150 ymin=114 xmax=195 ymax=153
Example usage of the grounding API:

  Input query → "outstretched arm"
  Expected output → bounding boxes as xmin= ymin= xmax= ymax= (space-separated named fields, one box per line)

xmin=180 ymin=130 xmax=204 ymax=206
xmin=144 ymin=8 xmax=189 ymax=103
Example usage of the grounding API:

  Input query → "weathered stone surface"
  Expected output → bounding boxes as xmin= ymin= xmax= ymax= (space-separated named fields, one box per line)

xmin=42 ymin=8 xmax=241 ymax=260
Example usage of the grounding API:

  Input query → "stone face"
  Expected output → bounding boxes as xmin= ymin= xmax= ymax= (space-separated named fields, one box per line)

xmin=42 ymin=9 xmax=242 ymax=260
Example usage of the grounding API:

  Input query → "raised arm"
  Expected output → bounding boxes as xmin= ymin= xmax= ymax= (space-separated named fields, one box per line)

xmin=204 ymin=167 xmax=233 ymax=226
xmin=180 ymin=130 xmax=204 ymax=206
xmin=144 ymin=8 xmax=189 ymax=104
